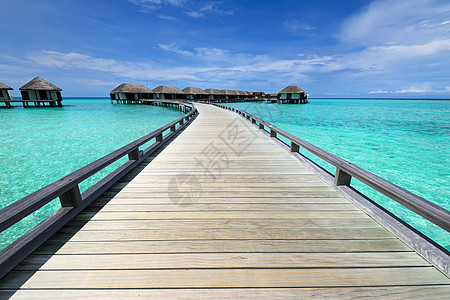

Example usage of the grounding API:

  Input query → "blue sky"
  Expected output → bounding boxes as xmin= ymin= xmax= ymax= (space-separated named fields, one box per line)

xmin=1 ymin=0 xmax=450 ymax=97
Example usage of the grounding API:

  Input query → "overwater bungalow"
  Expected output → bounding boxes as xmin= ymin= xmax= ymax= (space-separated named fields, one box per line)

xmin=237 ymin=90 xmax=247 ymax=100
xmin=245 ymin=91 xmax=254 ymax=99
xmin=204 ymin=89 xmax=221 ymax=101
xmin=0 ymin=82 xmax=13 ymax=107
xmin=278 ymin=85 xmax=308 ymax=104
xmin=110 ymin=83 xmax=153 ymax=104
xmin=19 ymin=76 xmax=63 ymax=107
xmin=228 ymin=90 xmax=240 ymax=100
xmin=268 ymin=93 xmax=278 ymax=102
xmin=153 ymin=86 xmax=185 ymax=100
xmin=253 ymin=92 xmax=265 ymax=99
xmin=219 ymin=90 xmax=231 ymax=100
xmin=182 ymin=87 xmax=206 ymax=101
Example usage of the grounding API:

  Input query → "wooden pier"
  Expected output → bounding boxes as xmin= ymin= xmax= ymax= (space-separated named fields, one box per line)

xmin=0 ymin=103 xmax=449 ymax=298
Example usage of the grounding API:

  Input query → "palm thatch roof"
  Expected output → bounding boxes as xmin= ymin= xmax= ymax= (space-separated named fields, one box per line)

xmin=220 ymin=90 xmax=231 ymax=95
xmin=20 ymin=76 xmax=61 ymax=91
xmin=278 ymin=85 xmax=306 ymax=94
xmin=111 ymin=83 xmax=153 ymax=93
xmin=182 ymin=87 xmax=206 ymax=95
xmin=153 ymin=85 xmax=184 ymax=94
xmin=204 ymin=89 xmax=221 ymax=95
xmin=237 ymin=91 xmax=247 ymax=96
xmin=0 ymin=82 xmax=13 ymax=90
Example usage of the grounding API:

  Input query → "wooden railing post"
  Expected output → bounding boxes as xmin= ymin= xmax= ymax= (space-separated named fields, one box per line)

xmin=128 ymin=148 xmax=140 ymax=161
xmin=59 ymin=185 xmax=82 ymax=207
xmin=156 ymin=133 xmax=163 ymax=142
xmin=259 ymin=123 xmax=264 ymax=129
xmin=290 ymin=142 xmax=299 ymax=153
xmin=170 ymin=124 xmax=176 ymax=132
xmin=335 ymin=168 xmax=352 ymax=186
xmin=270 ymin=129 xmax=277 ymax=137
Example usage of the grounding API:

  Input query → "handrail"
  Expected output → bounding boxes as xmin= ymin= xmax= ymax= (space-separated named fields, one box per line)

xmin=0 ymin=102 xmax=198 ymax=279
xmin=211 ymin=103 xmax=450 ymax=233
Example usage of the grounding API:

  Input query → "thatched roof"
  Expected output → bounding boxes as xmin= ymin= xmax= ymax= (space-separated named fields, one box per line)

xmin=182 ymin=87 xmax=206 ymax=95
xmin=220 ymin=90 xmax=231 ymax=95
xmin=278 ymin=85 xmax=305 ymax=94
xmin=237 ymin=91 xmax=247 ymax=96
xmin=20 ymin=76 xmax=61 ymax=91
xmin=153 ymin=85 xmax=184 ymax=94
xmin=111 ymin=83 xmax=153 ymax=94
xmin=0 ymin=82 xmax=13 ymax=90
xmin=204 ymin=89 xmax=221 ymax=95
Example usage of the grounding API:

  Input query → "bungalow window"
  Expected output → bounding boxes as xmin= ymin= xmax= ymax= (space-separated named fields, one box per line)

xmin=21 ymin=91 xmax=30 ymax=100
xmin=0 ymin=90 xmax=4 ymax=97
xmin=39 ymin=90 xmax=47 ymax=100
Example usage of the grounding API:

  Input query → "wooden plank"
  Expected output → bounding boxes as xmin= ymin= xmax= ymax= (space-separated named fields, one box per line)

xmin=36 ymin=239 xmax=412 ymax=254
xmin=94 ymin=197 xmax=349 ymax=204
xmin=83 ymin=203 xmax=359 ymax=212
xmin=16 ymin=252 xmax=430 ymax=270
xmin=1 ymin=268 xmax=448 ymax=289
xmin=106 ymin=191 xmax=343 ymax=198
xmin=72 ymin=210 xmax=368 ymax=220
xmin=67 ymin=218 xmax=381 ymax=231
xmin=56 ymin=227 xmax=394 ymax=241
xmin=3 ymin=286 xmax=450 ymax=299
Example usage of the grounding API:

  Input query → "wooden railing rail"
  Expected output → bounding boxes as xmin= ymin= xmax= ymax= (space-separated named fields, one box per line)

xmin=212 ymin=103 xmax=450 ymax=233
xmin=0 ymin=103 xmax=197 ymax=279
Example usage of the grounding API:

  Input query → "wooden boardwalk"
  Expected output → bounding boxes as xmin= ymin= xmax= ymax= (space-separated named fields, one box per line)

xmin=1 ymin=103 xmax=449 ymax=298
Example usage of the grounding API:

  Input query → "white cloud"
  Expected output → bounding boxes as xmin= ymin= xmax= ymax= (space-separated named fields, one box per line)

xmin=159 ymin=43 xmax=194 ymax=56
xmin=157 ymin=14 xmax=179 ymax=21
xmin=25 ymin=50 xmax=206 ymax=81
xmin=186 ymin=1 xmax=234 ymax=18
xmin=186 ymin=11 xmax=204 ymax=18
xmin=370 ymin=85 xmax=432 ymax=94
xmin=340 ymin=0 xmax=450 ymax=46
xmin=128 ymin=0 xmax=186 ymax=8
xmin=284 ymin=20 xmax=315 ymax=35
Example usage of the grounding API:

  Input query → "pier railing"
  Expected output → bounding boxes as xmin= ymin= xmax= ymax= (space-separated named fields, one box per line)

xmin=212 ymin=103 xmax=450 ymax=233
xmin=0 ymin=103 xmax=198 ymax=279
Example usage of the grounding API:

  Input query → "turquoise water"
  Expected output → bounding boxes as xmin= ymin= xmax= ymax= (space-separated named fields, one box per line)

xmin=1 ymin=98 xmax=449 ymax=251
xmin=0 ymin=99 xmax=183 ymax=249
xmin=230 ymin=99 xmax=450 ymax=249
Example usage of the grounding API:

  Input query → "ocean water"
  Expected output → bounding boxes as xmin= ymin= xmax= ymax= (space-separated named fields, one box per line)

xmin=0 ymin=99 xmax=183 ymax=250
xmin=1 ymin=98 xmax=449 ymax=251
xmin=229 ymin=99 xmax=450 ymax=249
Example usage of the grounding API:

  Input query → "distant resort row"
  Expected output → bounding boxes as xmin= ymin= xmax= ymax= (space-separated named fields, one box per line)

xmin=0 ymin=77 xmax=308 ymax=108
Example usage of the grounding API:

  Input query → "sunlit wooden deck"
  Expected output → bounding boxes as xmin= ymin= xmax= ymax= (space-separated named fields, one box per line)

xmin=1 ymin=103 xmax=449 ymax=298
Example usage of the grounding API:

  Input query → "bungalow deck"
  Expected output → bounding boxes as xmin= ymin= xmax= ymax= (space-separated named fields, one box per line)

xmin=1 ymin=100 xmax=62 ymax=108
